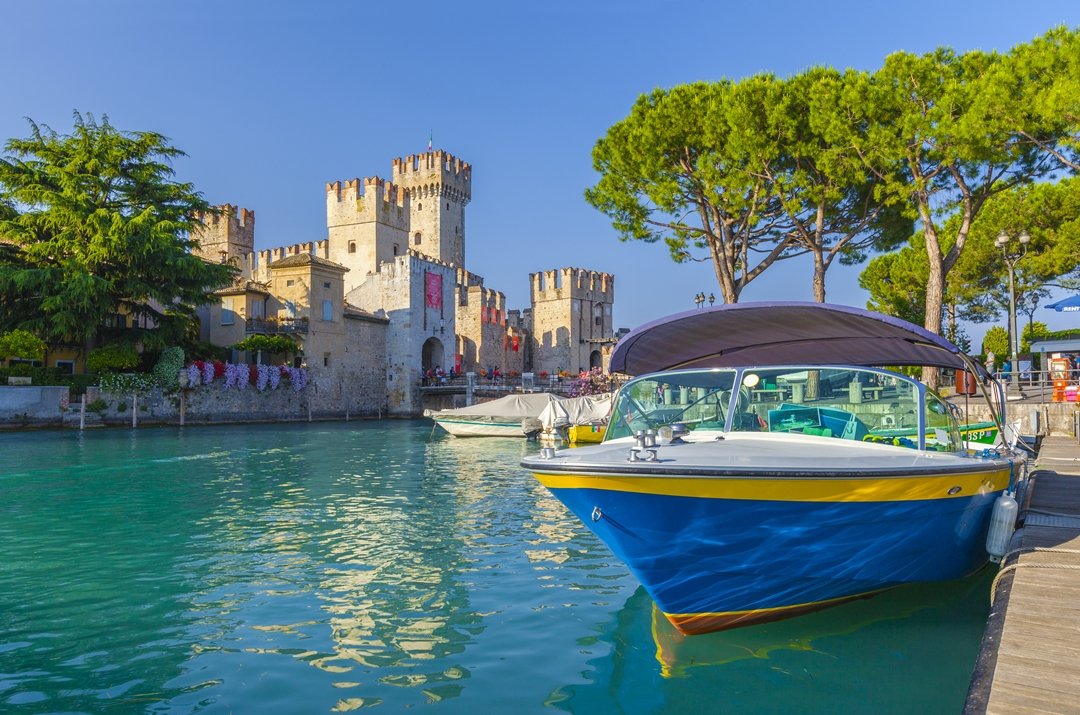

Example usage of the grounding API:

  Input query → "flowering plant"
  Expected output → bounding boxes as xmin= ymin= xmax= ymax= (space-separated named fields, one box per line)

xmin=568 ymin=367 xmax=619 ymax=397
xmin=284 ymin=366 xmax=308 ymax=391
xmin=186 ymin=362 xmax=201 ymax=386
xmin=201 ymin=360 xmax=215 ymax=385
xmin=213 ymin=360 xmax=226 ymax=379
xmin=223 ymin=362 xmax=249 ymax=390
xmin=100 ymin=372 xmax=156 ymax=394
xmin=256 ymin=364 xmax=271 ymax=391
xmin=268 ymin=365 xmax=281 ymax=390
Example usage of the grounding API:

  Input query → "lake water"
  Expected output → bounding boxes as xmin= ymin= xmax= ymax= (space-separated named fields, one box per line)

xmin=0 ymin=421 xmax=990 ymax=713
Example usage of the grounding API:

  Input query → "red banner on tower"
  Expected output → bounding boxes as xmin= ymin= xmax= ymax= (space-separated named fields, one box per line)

xmin=511 ymin=335 xmax=520 ymax=352
xmin=425 ymin=272 xmax=442 ymax=308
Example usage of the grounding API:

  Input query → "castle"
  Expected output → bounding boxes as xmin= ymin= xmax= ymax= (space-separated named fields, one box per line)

xmin=191 ymin=149 xmax=616 ymax=415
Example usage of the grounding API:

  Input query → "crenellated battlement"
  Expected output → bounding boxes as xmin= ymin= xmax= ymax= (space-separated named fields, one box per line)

xmin=391 ymin=150 xmax=472 ymax=205
xmin=406 ymin=248 xmax=455 ymax=270
xmin=193 ymin=203 xmax=255 ymax=230
xmin=530 ymin=267 xmax=615 ymax=302
xmin=326 ymin=176 xmax=410 ymax=235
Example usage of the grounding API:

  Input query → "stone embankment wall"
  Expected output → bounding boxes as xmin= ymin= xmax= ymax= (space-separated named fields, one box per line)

xmin=0 ymin=381 xmax=389 ymax=430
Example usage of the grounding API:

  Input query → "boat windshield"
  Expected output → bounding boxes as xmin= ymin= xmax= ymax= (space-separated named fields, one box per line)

xmin=727 ymin=366 xmax=962 ymax=451
xmin=606 ymin=369 xmax=738 ymax=441
xmin=607 ymin=366 xmax=964 ymax=451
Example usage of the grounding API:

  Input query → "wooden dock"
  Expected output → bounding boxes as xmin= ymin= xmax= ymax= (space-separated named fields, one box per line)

xmin=966 ymin=434 xmax=1080 ymax=714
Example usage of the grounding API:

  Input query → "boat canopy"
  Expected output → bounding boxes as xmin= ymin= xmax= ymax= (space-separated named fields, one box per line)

xmin=609 ymin=302 xmax=989 ymax=379
xmin=538 ymin=393 xmax=614 ymax=432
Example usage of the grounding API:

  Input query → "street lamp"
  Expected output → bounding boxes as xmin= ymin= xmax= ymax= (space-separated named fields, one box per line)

xmin=994 ymin=230 xmax=1030 ymax=397
xmin=708 ymin=293 xmax=715 ymax=306
xmin=694 ymin=292 xmax=706 ymax=309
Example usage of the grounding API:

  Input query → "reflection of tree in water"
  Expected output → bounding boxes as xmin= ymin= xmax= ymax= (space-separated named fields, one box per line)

xmin=550 ymin=570 xmax=992 ymax=714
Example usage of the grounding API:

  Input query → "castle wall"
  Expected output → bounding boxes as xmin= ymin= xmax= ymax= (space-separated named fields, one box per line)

xmin=345 ymin=252 xmax=456 ymax=415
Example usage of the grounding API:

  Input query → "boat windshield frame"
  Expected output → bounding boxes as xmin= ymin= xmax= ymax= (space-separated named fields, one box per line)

xmin=605 ymin=365 xmax=964 ymax=453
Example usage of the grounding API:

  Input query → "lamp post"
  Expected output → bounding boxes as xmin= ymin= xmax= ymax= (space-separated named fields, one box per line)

xmin=994 ymin=230 xmax=1030 ymax=398
xmin=708 ymin=293 xmax=715 ymax=306
xmin=694 ymin=292 xmax=706 ymax=309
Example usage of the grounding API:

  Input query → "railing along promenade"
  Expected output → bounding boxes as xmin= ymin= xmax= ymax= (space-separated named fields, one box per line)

xmin=245 ymin=317 xmax=309 ymax=334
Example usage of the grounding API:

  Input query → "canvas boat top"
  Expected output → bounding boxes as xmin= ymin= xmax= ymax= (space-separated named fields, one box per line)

xmin=538 ymin=393 xmax=614 ymax=431
xmin=610 ymin=302 xmax=991 ymax=379
xmin=426 ymin=392 xmax=563 ymax=422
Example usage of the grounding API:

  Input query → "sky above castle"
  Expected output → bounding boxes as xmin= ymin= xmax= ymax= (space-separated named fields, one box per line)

xmin=3 ymin=0 xmax=1079 ymax=348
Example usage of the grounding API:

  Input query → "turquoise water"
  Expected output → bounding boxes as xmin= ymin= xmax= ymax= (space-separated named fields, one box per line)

xmin=1 ymin=421 xmax=990 ymax=713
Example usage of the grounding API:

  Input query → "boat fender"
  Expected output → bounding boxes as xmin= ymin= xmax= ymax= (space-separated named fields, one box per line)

xmin=985 ymin=493 xmax=1019 ymax=563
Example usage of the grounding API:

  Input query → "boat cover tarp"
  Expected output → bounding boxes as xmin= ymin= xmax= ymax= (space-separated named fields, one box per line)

xmin=426 ymin=392 xmax=563 ymax=422
xmin=610 ymin=302 xmax=990 ymax=379
xmin=538 ymin=394 xmax=614 ymax=431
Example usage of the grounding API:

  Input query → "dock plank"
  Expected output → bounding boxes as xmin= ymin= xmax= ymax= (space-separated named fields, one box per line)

xmin=967 ymin=435 xmax=1080 ymax=714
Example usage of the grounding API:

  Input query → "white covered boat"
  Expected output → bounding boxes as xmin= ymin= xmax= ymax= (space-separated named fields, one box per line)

xmin=426 ymin=392 xmax=563 ymax=437
xmin=538 ymin=393 xmax=614 ymax=444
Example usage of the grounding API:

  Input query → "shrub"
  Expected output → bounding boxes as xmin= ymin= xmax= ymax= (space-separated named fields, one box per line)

xmin=152 ymin=347 xmax=185 ymax=388
xmin=100 ymin=372 xmax=156 ymax=394
xmin=0 ymin=330 xmax=46 ymax=362
xmin=232 ymin=334 xmax=297 ymax=356
xmin=85 ymin=399 xmax=107 ymax=412
xmin=87 ymin=343 xmax=140 ymax=373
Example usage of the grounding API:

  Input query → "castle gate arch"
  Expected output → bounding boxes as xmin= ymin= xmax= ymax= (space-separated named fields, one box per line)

xmin=589 ymin=350 xmax=602 ymax=369
xmin=422 ymin=337 xmax=446 ymax=372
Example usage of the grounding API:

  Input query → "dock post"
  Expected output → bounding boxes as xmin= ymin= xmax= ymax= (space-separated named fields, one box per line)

xmin=131 ymin=394 xmax=137 ymax=428
xmin=79 ymin=398 xmax=85 ymax=431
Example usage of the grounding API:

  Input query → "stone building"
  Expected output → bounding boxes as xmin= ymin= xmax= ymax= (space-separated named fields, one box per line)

xmin=527 ymin=267 xmax=616 ymax=375
xmin=191 ymin=149 xmax=615 ymax=415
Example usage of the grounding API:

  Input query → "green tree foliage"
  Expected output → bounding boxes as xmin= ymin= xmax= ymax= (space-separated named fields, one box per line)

xmin=1021 ymin=321 xmax=1051 ymax=353
xmin=841 ymin=38 xmax=1067 ymax=354
xmin=585 ymin=73 xmax=909 ymax=303
xmin=86 ymin=342 xmax=139 ymax=373
xmin=1001 ymin=27 xmax=1080 ymax=172
xmin=0 ymin=112 xmax=235 ymax=346
xmin=585 ymin=81 xmax=800 ymax=304
xmin=232 ymin=334 xmax=297 ymax=355
xmin=982 ymin=326 xmax=1009 ymax=363
xmin=0 ymin=329 xmax=46 ymax=361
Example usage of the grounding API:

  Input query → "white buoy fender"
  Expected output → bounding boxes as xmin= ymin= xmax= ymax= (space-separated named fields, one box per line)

xmin=986 ymin=493 xmax=1019 ymax=563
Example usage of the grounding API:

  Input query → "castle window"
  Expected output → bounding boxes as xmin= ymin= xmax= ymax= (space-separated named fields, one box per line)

xmin=348 ymin=241 xmax=356 ymax=254
xmin=322 ymin=300 xmax=332 ymax=321
xmin=595 ymin=316 xmax=602 ymax=326
xmin=286 ymin=279 xmax=295 ymax=287
xmin=323 ymin=282 xmax=331 ymax=289
xmin=414 ymin=232 xmax=422 ymax=245
xmin=418 ymin=203 xmax=422 ymax=211
xmin=323 ymin=352 xmax=331 ymax=367
xmin=393 ymin=245 xmax=399 ymax=256
xmin=221 ymin=297 xmax=235 ymax=325
xmin=446 ymin=202 xmax=450 ymax=210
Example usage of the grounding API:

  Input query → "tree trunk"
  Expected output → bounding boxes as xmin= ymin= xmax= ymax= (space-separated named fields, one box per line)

xmin=812 ymin=249 xmax=826 ymax=303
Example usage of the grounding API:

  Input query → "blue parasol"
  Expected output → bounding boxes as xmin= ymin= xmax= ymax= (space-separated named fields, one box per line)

xmin=1045 ymin=295 xmax=1080 ymax=312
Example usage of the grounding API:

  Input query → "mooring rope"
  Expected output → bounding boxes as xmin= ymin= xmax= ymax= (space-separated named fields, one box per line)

xmin=990 ymin=546 xmax=1080 ymax=605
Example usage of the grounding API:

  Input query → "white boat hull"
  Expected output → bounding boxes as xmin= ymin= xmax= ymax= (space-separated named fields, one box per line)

xmin=433 ymin=418 xmax=525 ymax=438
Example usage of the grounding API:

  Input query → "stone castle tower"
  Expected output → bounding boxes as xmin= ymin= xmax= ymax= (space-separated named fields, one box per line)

xmin=529 ymin=268 xmax=616 ymax=374
xmin=325 ymin=178 xmax=410 ymax=289
xmin=190 ymin=205 xmax=254 ymax=267
xmin=392 ymin=151 xmax=471 ymax=268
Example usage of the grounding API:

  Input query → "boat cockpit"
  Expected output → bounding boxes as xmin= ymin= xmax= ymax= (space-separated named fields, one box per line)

xmin=605 ymin=366 xmax=963 ymax=452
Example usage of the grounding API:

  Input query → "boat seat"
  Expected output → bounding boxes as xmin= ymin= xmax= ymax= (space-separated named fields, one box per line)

xmin=803 ymin=426 xmax=833 ymax=438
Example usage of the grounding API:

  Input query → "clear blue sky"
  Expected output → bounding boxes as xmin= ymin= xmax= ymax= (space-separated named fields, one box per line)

xmin=3 ymin=0 xmax=1079 ymax=348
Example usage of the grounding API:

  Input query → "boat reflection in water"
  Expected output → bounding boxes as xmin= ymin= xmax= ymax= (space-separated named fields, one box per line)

xmin=549 ymin=570 xmax=992 ymax=713
xmin=523 ymin=303 xmax=1022 ymax=635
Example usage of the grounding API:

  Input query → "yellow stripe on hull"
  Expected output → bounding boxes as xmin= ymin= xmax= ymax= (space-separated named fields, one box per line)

xmin=533 ymin=468 xmax=1009 ymax=502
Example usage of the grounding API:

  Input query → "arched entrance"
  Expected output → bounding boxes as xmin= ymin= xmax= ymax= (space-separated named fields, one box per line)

xmin=589 ymin=350 xmax=602 ymax=369
xmin=422 ymin=337 xmax=446 ymax=372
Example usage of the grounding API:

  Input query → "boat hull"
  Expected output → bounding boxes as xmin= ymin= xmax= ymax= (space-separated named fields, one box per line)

xmin=568 ymin=424 xmax=606 ymax=444
xmin=535 ymin=466 xmax=1009 ymax=634
xmin=433 ymin=418 xmax=525 ymax=437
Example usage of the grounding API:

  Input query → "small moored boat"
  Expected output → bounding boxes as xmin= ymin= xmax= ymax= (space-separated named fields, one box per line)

xmin=521 ymin=303 xmax=1022 ymax=634
xmin=426 ymin=392 xmax=562 ymax=437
